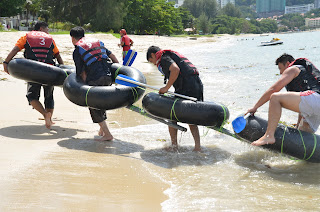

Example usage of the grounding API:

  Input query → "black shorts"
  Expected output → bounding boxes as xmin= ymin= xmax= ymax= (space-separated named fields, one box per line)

xmin=26 ymin=82 xmax=54 ymax=109
xmin=87 ymin=75 xmax=112 ymax=123
xmin=175 ymin=75 xmax=203 ymax=101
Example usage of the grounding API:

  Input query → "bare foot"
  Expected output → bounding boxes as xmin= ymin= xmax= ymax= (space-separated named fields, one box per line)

xmin=251 ymin=135 xmax=275 ymax=146
xmin=164 ymin=145 xmax=178 ymax=152
xmin=193 ymin=146 xmax=202 ymax=152
xmin=95 ymin=135 xmax=114 ymax=141
xmin=98 ymin=128 xmax=104 ymax=136
xmin=44 ymin=112 xmax=52 ymax=129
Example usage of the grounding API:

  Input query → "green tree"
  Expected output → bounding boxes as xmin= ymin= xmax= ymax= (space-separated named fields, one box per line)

xmin=0 ymin=0 xmax=25 ymax=17
xmin=124 ymin=0 xmax=183 ymax=35
xmin=196 ymin=13 xmax=212 ymax=34
xmin=220 ymin=3 xmax=242 ymax=18
xmin=182 ymin=0 xmax=217 ymax=19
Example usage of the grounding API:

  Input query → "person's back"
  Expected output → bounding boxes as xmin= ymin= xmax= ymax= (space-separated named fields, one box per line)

xmin=2 ymin=21 xmax=64 ymax=129
xmin=70 ymin=26 xmax=119 ymax=141
xmin=74 ymin=36 xmax=112 ymax=85
xmin=24 ymin=31 xmax=55 ymax=64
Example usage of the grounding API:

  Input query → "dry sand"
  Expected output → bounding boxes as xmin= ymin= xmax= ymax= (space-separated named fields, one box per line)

xmin=0 ymin=31 xmax=235 ymax=211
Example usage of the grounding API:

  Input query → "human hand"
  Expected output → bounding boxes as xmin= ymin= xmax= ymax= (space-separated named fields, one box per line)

xmin=2 ymin=62 xmax=9 ymax=74
xmin=159 ymin=87 xmax=168 ymax=94
xmin=246 ymin=107 xmax=257 ymax=116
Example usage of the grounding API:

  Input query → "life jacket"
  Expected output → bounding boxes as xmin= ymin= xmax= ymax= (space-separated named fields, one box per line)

xmin=24 ymin=31 xmax=55 ymax=64
xmin=286 ymin=58 xmax=320 ymax=94
xmin=155 ymin=50 xmax=199 ymax=90
xmin=76 ymin=37 xmax=109 ymax=67
xmin=121 ymin=35 xmax=131 ymax=51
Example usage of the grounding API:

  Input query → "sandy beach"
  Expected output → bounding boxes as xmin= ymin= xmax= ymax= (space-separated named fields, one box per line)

xmin=0 ymin=31 xmax=237 ymax=211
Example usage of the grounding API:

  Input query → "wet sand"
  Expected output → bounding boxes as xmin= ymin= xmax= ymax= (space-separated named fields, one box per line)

xmin=0 ymin=31 xmax=233 ymax=211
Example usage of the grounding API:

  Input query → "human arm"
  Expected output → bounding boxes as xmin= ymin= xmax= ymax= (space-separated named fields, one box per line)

xmin=72 ymin=47 xmax=86 ymax=81
xmin=55 ymin=53 xmax=64 ymax=65
xmin=108 ymin=53 xmax=119 ymax=63
xmin=130 ymin=39 xmax=134 ymax=46
xmin=247 ymin=66 xmax=300 ymax=115
xmin=3 ymin=46 xmax=20 ymax=74
xmin=159 ymin=62 xmax=180 ymax=94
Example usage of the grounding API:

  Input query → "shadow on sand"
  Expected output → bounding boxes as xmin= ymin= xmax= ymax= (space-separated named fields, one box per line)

xmin=57 ymin=137 xmax=144 ymax=156
xmin=0 ymin=125 xmax=79 ymax=140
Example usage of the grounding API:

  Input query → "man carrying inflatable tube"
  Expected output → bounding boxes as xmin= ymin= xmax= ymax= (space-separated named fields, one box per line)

xmin=147 ymin=46 xmax=204 ymax=152
xmin=247 ymin=53 xmax=320 ymax=146
xmin=3 ymin=21 xmax=64 ymax=129
xmin=70 ymin=26 xmax=119 ymax=141
xmin=118 ymin=29 xmax=134 ymax=60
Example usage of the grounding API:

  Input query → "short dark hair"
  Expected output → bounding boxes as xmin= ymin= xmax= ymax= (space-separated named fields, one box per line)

xmin=146 ymin=46 xmax=161 ymax=60
xmin=276 ymin=53 xmax=295 ymax=65
xmin=70 ymin=26 xmax=85 ymax=40
xmin=34 ymin=21 xmax=48 ymax=31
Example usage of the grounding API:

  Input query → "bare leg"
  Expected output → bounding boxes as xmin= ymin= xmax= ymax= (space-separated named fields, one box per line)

xmin=30 ymin=100 xmax=52 ymax=129
xmin=298 ymin=119 xmax=314 ymax=133
xmin=46 ymin=108 xmax=55 ymax=125
xmin=98 ymin=127 xmax=104 ymax=136
xmin=189 ymin=125 xmax=201 ymax=151
xmin=167 ymin=126 xmax=178 ymax=151
xmin=252 ymin=92 xmax=301 ymax=146
xmin=95 ymin=121 xmax=113 ymax=141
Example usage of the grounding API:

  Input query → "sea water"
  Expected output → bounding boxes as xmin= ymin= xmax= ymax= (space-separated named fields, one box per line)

xmin=118 ymin=31 xmax=320 ymax=211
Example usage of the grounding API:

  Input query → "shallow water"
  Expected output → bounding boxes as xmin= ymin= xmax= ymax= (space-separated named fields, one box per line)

xmin=134 ymin=31 xmax=320 ymax=211
xmin=1 ymin=31 xmax=320 ymax=211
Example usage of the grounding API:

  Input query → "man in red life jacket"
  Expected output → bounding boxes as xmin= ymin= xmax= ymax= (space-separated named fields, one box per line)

xmin=70 ymin=26 xmax=119 ymax=141
xmin=118 ymin=29 xmax=133 ymax=60
xmin=247 ymin=53 xmax=320 ymax=146
xmin=3 ymin=21 xmax=64 ymax=129
xmin=147 ymin=46 xmax=204 ymax=152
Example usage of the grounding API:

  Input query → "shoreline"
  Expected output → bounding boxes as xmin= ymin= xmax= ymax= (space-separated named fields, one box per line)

xmin=0 ymin=31 xmax=255 ymax=211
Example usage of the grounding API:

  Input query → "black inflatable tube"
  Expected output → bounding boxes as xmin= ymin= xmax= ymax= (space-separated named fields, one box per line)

xmin=142 ymin=92 xmax=229 ymax=127
xmin=236 ymin=115 xmax=320 ymax=163
xmin=63 ymin=63 xmax=146 ymax=110
xmin=7 ymin=58 xmax=74 ymax=86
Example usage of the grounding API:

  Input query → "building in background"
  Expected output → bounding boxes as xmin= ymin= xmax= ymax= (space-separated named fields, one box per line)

xmin=285 ymin=4 xmax=314 ymax=14
xmin=217 ymin=0 xmax=235 ymax=8
xmin=167 ymin=0 xmax=184 ymax=8
xmin=315 ymin=0 xmax=320 ymax=8
xmin=256 ymin=0 xmax=285 ymax=18
xmin=305 ymin=17 xmax=320 ymax=27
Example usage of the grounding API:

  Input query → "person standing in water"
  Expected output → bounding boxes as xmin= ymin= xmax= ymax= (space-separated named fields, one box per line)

xmin=146 ymin=45 xmax=204 ymax=152
xmin=70 ymin=26 xmax=119 ymax=141
xmin=3 ymin=21 xmax=64 ymax=129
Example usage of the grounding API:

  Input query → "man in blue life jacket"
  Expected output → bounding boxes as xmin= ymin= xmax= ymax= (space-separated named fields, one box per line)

xmin=3 ymin=21 xmax=64 ymax=129
xmin=147 ymin=46 xmax=204 ymax=152
xmin=247 ymin=53 xmax=320 ymax=146
xmin=70 ymin=26 xmax=119 ymax=141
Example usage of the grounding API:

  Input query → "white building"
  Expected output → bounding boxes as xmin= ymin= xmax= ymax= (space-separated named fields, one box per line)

xmin=285 ymin=4 xmax=314 ymax=14
xmin=315 ymin=0 xmax=320 ymax=8
xmin=167 ymin=0 xmax=184 ymax=8
xmin=305 ymin=17 xmax=320 ymax=27
xmin=217 ymin=0 xmax=235 ymax=8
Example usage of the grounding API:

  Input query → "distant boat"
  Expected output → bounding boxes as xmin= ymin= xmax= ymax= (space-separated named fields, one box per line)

xmin=260 ymin=38 xmax=283 ymax=46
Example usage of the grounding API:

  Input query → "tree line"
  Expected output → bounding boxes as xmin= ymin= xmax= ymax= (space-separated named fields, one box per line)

xmin=0 ymin=0 xmax=319 ymax=35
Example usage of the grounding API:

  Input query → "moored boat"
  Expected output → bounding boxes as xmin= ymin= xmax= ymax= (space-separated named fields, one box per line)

xmin=260 ymin=38 xmax=283 ymax=46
